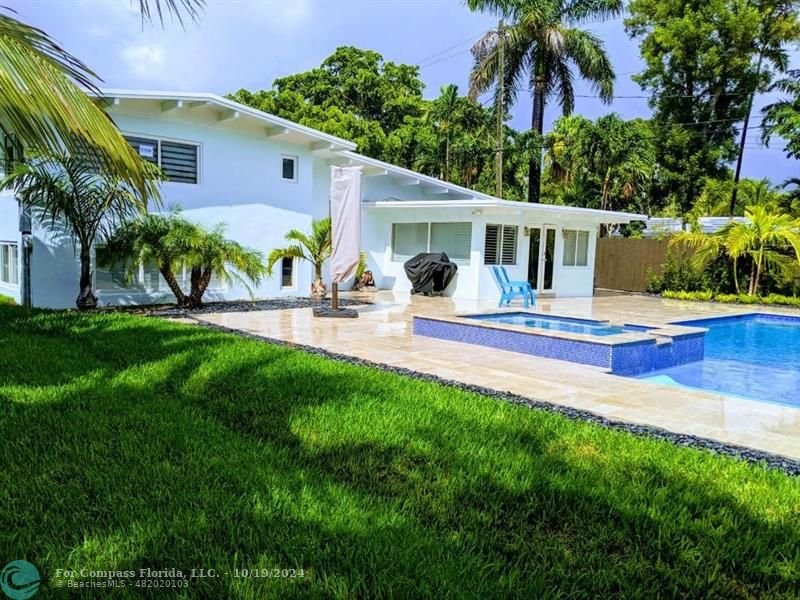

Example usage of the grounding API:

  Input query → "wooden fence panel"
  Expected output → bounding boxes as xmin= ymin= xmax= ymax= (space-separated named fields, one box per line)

xmin=594 ymin=237 xmax=669 ymax=292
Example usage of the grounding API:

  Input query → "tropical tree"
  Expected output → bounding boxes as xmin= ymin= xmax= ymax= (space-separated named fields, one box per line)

xmin=694 ymin=177 xmax=783 ymax=217
xmin=467 ymin=0 xmax=621 ymax=203
xmin=626 ymin=0 xmax=800 ymax=216
xmin=0 ymin=153 xmax=152 ymax=309
xmin=103 ymin=212 xmax=267 ymax=309
xmin=102 ymin=212 xmax=189 ymax=305
xmin=267 ymin=218 xmax=332 ymax=300
xmin=762 ymin=69 xmax=800 ymax=161
xmin=672 ymin=205 xmax=800 ymax=295
xmin=0 ymin=1 xmax=202 ymax=198
xmin=543 ymin=113 xmax=655 ymax=217
xmin=425 ymin=84 xmax=462 ymax=181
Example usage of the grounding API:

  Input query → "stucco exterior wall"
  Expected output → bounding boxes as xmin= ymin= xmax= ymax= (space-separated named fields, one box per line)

xmin=3 ymin=98 xmax=612 ymax=308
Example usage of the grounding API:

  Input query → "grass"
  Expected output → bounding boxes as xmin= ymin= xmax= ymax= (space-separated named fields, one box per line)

xmin=0 ymin=306 xmax=798 ymax=598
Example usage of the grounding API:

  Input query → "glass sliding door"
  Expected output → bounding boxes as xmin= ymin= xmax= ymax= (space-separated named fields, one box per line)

xmin=527 ymin=228 xmax=541 ymax=289
xmin=527 ymin=226 xmax=556 ymax=294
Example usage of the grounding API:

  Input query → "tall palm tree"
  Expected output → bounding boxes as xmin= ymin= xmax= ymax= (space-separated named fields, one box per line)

xmin=0 ymin=1 xmax=203 ymax=198
xmin=673 ymin=205 xmax=800 ymax=295
xmin=0 ymin=153 xmax=152 ymax=309
xmin=267 ymin=218 xmax=332 ymax=300
xmin=467 ymin=0 xmax=621 ymax=203
xmin=425 ymin=84 xmax=462 ymax=181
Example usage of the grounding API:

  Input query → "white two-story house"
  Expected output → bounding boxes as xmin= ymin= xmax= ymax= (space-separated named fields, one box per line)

xmin=0 ymin=90 xmax=644 ymax=308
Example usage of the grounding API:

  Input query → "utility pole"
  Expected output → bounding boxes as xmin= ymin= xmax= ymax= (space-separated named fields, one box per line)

xmin=495 ymin=18 xmax=504 ymax=199
xmin=730 ymin=52 xmax=764 ymax=216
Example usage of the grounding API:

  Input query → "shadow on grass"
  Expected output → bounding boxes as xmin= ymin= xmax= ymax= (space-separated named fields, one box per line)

xmin=0 ymin=307 xmax=797 ymax=598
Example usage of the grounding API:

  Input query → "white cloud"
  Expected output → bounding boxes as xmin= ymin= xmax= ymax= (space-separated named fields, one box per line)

xmin=121 ymin=43 xmax=166 ymax=79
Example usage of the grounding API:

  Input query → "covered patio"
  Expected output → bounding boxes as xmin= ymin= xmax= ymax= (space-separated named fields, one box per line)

xmin=193 ymin=292 xmax=800 ymax=461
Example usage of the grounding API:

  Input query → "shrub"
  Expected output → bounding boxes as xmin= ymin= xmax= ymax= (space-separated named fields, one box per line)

xmin=646 ymin=246 xmax=703 ymax=294
xmin=662 ymin=290 xmax=713 ymax=301
xmin=0 ymin=294 xmax=15 ymax=306
xmin=661 ymin=290 xmax=800 ymax=307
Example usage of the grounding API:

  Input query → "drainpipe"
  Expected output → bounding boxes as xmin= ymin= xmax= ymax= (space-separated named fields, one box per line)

xmin=19 ymin=202 xmax=32 ymax=308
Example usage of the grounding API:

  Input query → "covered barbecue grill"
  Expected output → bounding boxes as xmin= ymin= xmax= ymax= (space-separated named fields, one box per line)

xmin=403 ymin=252 xmax=458 ymax=296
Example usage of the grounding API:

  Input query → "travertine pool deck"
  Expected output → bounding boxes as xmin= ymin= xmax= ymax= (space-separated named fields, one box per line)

xmin=195 ymin=292 xmax=800 ymax=460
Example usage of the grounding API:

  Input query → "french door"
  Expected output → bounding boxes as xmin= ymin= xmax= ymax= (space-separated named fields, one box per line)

xmin=527 ymin=226 xmax=556 ymax=294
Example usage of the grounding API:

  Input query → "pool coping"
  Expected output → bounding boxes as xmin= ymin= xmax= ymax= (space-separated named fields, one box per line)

xmin=417 ymin=312 xmax=708 ymax=347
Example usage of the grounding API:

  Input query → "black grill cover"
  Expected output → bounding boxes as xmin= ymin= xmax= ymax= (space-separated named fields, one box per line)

xmin=403 ymin=252 xmax=458 ymax=296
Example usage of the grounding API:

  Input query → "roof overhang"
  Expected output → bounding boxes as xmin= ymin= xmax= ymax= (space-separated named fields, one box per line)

xmin=94 ymin=89 xmax=357 ymax=153
xmin=363 ymin=198 xmax=647 ymax=224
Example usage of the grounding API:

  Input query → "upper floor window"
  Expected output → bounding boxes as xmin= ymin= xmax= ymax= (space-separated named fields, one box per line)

xmin=484 ymin=224 xmax=517 ymax=265
xmin=282 ymin=155 xmax=298 ymax=182
xmin=563 ymin=230 xmax=590 ymax=267
xmin=124 ymin=135 xmax=199 ymax=184
xmin=0 ymin=242 xmax=19 ymax=285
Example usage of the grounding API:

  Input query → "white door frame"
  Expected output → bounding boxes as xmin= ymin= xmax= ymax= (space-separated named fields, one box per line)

xmin=529 ymin=225 xmax=557 ymax=294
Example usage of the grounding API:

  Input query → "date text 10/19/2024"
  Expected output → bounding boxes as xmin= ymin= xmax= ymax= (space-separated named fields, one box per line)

xmin=54 ymin=567 xmax=306 ymax=587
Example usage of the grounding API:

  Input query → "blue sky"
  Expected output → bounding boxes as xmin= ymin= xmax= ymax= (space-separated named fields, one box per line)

xmin=12 ymin=0 xmax=799 ymax=183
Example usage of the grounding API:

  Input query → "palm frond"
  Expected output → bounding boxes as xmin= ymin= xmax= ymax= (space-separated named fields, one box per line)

xmin=137 ymin=0 xmax=206 ymax=28
xmin=0 ymin=10 xmax=160 ymax=199
xmin=563 ymin=27 xmax=614 ymax=103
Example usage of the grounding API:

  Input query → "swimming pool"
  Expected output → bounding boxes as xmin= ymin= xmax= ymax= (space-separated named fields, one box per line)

xmin=640 ymin=313 xmax=800 ymax=407
xmin=465 ymin=313 xmax=649 ymax=337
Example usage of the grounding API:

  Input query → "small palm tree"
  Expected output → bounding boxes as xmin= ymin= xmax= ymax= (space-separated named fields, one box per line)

xmin=267 ymin=218 xmax=332 ymax=300
xmin=467 ymin=0 xmax=621 ymax=203
xmin=1 ymin=153 xmax=151 ymax=309
xmin=672 ymin=205 xmax=800 ymax=295
xmin=104 ymin=212 xmax=267 ymax=309
xmin=172 ymin=222 xmax=267 ymax=308
xmin=102 ymin=212 xmax=193 ymax=306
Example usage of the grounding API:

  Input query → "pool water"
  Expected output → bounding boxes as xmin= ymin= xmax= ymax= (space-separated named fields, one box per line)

xmin=467 ymin=313 xmax=648 ymax=337
xmin=640 ymin=314 xmax=800 ymax=407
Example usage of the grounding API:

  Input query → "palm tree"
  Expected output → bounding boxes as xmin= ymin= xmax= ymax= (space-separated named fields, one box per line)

xmin=104 ymin=212 xmax=266 ymax=309
xmin=467 ymin=0 xmax=621 ymax=203
xmin=267 ymin=218 xmax=332 ymax=300
xmin=102 ymin=212 xmax=190 ymax=306
xmin=672 ymin=205 xmax=800 ymax=295
xmin=0 ymin=153 xmax=151 ymax=309
xmin=762 ymin=70 xmax=800 ymax=161
xmin=425 ymin=84 xmax=462 ymax=181
xmin=173 ymin=223 xmax=268 ymax=308
xmin=0 ymin=1 xmax=203 ymax=198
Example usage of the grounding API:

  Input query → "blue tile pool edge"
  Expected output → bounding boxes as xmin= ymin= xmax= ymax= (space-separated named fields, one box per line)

xmin=672 ymin=311 xmax=800 ymax=327
xmin=413 ymin=316 xmax=705 ymax=376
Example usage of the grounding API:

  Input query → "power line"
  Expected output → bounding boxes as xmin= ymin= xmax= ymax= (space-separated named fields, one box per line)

xmin=416 ymin=32 xmax=484 ymax=67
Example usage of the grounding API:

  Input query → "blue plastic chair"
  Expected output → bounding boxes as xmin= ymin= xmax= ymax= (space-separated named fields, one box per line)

xmin=491 ymin=266 xmax=536 ymax=308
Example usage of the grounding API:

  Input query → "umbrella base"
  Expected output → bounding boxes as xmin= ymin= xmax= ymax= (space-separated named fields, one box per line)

xmin=312 ymin=307 xmax=359 ymax=319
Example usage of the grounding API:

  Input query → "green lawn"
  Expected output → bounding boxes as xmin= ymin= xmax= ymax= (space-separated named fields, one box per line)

xmin=0 ymin=306 xmax=798 ymax=598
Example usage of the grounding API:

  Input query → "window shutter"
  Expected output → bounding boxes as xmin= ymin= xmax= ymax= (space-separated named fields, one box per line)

xmin=501 ymin=225 xmax=517 ymax=265
xmin=392 ymin=223 xmax=429 ymax=262
xmin=484 ymin=224 xmax=500 ymax=265
xmin=576 ymin=231 xmax=590 ymax=266
xmin=430 ymin=222 xmax=472 ymax=263
xmin=563 ymin=230 xmax=577 ymax=266
xmin=161 ymin=141 xmax=198 ymax=184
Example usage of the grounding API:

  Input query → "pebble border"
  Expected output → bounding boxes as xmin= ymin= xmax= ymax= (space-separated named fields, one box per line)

xmin=183 ymin=316 xmax=799 ymax=476
xmin=129 ymin=297 xmax=368 ymax=317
